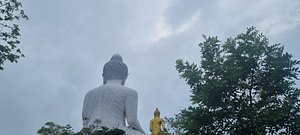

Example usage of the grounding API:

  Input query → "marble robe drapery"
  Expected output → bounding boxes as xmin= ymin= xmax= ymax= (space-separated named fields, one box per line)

xmin=82 ymin=83 xmax=145 ymax=135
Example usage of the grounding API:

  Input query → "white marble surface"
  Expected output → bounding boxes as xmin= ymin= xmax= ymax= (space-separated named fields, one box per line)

xmin=82 ymin=80 xmax=145 ymax=135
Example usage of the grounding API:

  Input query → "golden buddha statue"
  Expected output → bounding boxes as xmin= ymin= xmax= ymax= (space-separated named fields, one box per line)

xmin=150 ymin=108 xmax=167 ymax=135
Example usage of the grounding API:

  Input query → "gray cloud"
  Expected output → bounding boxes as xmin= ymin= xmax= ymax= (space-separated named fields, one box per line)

xmin=0 ymin=0 xmax=300 ymax=134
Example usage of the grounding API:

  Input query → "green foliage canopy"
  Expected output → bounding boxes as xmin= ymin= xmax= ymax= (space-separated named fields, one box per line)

xmin=37 ymin=121 xmax=125 ymax=135
xmin=173 ymin=27 xmax=300 ymax=135
xmin=0 ymin=0 xmax=28 ymax=70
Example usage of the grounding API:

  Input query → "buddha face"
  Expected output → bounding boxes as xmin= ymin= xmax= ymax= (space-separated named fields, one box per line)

xmin=102 ymin=54 xmax=128 ymax=85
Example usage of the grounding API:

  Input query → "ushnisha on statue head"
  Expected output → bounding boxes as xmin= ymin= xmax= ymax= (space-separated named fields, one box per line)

xmin=154 ymin=108 xmax=160 ymax=117
xmin=102 ymin=54 xmax=128 ymax=85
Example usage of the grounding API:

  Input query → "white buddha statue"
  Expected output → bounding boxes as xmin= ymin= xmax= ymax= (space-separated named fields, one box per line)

xmin=82 ymin=54 xmax=145 ymax=135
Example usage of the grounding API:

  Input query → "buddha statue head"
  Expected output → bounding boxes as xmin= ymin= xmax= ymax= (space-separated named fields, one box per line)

xmin=102 ymin=54 xmax=128 ymax=85
xmin=154 ymin=108 xmax=160 ymax=117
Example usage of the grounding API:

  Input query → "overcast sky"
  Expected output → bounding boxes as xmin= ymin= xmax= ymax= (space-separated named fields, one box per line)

xmin=0 ymin=0 xmax=300 ymax=135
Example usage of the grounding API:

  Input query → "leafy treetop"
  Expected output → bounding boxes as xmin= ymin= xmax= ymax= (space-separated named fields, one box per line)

xmin=172 ymin=27 xmax=300 ymax=135
xmin=0 ymin=0 xmax=28 ymax=70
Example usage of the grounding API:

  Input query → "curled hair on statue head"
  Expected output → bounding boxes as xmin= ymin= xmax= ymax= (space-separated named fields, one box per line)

xmin=102 ymin=54 xmax=128 ymax=85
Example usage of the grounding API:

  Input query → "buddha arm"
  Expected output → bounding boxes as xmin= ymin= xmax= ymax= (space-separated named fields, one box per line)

xmin=161 ymin=119 xmax=167 ymax=131
xmin=125 ymin=90 xmax=145 ymax=135
xmin=82 ymin=90 xmax=93 ymax=127
xmin=150 ymin=120 xmax=153 ymax=132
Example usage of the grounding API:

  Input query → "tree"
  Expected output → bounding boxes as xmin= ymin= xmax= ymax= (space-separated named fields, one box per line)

xmin=0 ymin=0 xmax=28 ymax=70
xmin=37 ymin=121 xmax=126 ymax=135
xmin=172 ymin=27 xmax=300 ymax=134
xmin=164 ymin=116 xmax=184 ymax=135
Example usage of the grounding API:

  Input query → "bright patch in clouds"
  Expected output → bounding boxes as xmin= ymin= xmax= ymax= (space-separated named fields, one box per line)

xmin=150 ymin=11 xmax=200 ymax=43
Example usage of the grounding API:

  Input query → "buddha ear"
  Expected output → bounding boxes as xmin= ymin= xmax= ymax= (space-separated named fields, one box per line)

xmin=121 ymin=80 xmax=125 ymax=86
xmin=122 ymin=74 xmax=128 ymax=86
xmin=102 ymin=73 xmax=106 ymax=84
